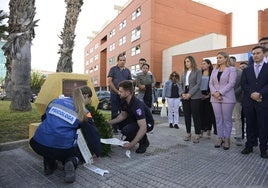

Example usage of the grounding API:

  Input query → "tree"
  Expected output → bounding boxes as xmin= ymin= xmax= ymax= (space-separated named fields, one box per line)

xmin=2 ymin=0 xmax=38 ymax=111
xmin=56 ymin=0 xmax=83 ymax=72
xmin=0 ymin=10 xmax=8 ymax=40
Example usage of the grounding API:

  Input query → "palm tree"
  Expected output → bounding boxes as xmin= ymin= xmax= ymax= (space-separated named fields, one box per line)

xmin=0 ymin=10 xmax=8 ymax=40
xmin=56 ymin=0 xmax=83 ymax=72
xmin=2 ymin=0 xmax=38 ymax=111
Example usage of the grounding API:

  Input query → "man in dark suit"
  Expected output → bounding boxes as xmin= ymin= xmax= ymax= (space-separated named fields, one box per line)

xmin=241 ymin=45 xmax=268 ymax=158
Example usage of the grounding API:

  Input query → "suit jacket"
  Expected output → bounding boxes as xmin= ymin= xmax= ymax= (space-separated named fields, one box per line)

xmin=209 ymin=66 xmax=237 ymax=103
xmin=234 ymin=69 xmax=243 ymax=102
xmin=241 ymin=63 xmax=268 ymax=108
xmin=180 ymin=69 xmax=202 ymax=99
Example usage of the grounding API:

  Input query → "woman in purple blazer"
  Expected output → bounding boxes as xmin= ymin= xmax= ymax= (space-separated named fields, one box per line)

xmin=209 ymin=52 xmax=237 ymax=150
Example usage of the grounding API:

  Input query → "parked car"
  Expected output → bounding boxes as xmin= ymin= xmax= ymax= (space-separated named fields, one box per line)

xmin=152 ymin=88 xmax=184 ymax=116
xmin=0 ymin=92 xmax=7 ymax=100
xmin=96 ymin=91 xmax=111 ymax=110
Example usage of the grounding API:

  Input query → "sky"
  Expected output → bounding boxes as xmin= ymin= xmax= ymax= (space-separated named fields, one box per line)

xmin=0 ymin=0 xmax=268 ymax=73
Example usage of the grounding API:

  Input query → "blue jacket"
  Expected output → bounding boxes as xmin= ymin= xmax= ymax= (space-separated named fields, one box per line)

xmin=34 ymin=98 xmax=80 ymax=149
xmin=162 ymin=80 xmax=180 ymax=99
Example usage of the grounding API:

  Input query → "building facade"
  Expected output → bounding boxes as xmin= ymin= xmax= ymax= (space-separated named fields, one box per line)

xmin=84 ymin=0 xmax=232 ymax=89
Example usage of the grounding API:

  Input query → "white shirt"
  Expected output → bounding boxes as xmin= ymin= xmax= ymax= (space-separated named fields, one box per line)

xmin=185 ymin=70 xmax=191 ymax=86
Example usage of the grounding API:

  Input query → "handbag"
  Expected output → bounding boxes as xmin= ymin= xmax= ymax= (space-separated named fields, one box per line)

xmin=160 ymin=104 xmax=167 ymax=117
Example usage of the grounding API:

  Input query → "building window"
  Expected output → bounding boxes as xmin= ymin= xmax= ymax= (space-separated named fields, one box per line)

xmin=131 ymin=45 xmax=141 ymax=56
xmin=131 ymin=7 xmax=141 ymax=21
xmin=109 ymin=43 xmax=115 ymax=52
xmin=130 ymin=64 xmax=140 ymax=75
xmin=94 ymin=43 xmax=99 ymax=49
xmin=131 ymin=26 xmax=141 ymax=42
xmin=90 ymin=58 xmax=93 ymax=64
xmin=119 ymin=19 xmax=127 ymax=30
xmin=109 ymin=57 xmax=115 ymax=65
xmin=109 ymin=29 xmax=115 ymax=38
xmin=94 ymin=65 xmax=99 ymax=71
xmin=92 ymin=77 xmax=98 ymax=86
xmin=119 ymin=36 xmax=126 ymax=46
xmin=90 ymin=48 xmax=93 ymax=53
xmin=94 ymin=54 xmax=99 ymax=60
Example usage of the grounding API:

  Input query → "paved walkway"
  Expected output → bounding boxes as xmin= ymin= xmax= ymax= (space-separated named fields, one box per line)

xmin=0 ymin=116 xmax=268 ymax=188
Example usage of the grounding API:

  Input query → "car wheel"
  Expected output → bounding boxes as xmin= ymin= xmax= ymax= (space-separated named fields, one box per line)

xmin=102 ymin=101 xmax=109 ymax=110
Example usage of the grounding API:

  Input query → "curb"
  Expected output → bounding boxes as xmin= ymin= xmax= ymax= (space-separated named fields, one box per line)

xmin=0 ymin=139 xmax=28 ymax=152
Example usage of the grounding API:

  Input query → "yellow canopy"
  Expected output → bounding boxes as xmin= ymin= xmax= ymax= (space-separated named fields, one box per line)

xmin=35 ymin=73 xmax=99 ymax=116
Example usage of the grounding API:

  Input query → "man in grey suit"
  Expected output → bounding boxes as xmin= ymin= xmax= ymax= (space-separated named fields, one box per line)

xmin=230 ymin=56 xmax=243 ymax=146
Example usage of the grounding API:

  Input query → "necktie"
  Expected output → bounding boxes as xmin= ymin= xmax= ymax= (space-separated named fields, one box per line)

xmin=255 ymin=64 xmax=261 ymax=78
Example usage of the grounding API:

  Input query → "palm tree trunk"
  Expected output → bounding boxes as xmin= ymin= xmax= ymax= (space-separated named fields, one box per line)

xmin=2 ymin=0 xmax=38 ymax=111
xmin=56 ymin=0 xmax=83 ymax=72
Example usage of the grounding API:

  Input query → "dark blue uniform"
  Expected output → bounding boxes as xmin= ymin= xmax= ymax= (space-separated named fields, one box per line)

xmin=120 ymin=95 xmax=154 ymax=142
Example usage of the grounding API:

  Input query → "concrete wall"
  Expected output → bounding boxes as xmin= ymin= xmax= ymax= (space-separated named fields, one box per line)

xmin=162 ymin=33 xmax=227 ymax=83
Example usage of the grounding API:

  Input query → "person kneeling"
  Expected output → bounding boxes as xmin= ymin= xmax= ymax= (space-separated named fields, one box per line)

xmin=109 ymin=80 xmax=154 ymax=153
xmin=30 ymin=86 xmax=101 ymax=183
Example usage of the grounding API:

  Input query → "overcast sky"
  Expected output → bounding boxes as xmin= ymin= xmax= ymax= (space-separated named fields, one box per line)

xmin=0 ymin=0 xmax=268 ymax=73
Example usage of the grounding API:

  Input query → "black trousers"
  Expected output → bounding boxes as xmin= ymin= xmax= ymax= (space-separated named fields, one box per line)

xmin=182 ymin=98 xmax=201 ymax=134
xmin=243 ymin=104 xmax=268 ymax=152
xmin=121 ymin=121 xmax=153 ymax=144
xmin=200 ymin=97 xmax=216 ymax=131
xmin=30 ymin=138 xmax=80 ymax=168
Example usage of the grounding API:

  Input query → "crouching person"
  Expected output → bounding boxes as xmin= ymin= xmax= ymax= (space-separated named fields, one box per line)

xmin=29 ymin=86 xmax=101 ymax=183
xmin=109 ymin=80 xmax=154 ymax=153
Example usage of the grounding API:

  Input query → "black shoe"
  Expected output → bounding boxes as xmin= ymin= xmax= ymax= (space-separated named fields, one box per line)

xmin=136 ymin=145 xmax=147 ymax=153
xmin=44 ymin=160 xmax=57 ymax=175
xmin=260 ymin=151 xmax=268 ymax=158
xmin=174 ymin=124 xmax=179 ymax=129
xmin=64 ymin=161 xmax=75 ymax=183
xmin=241 ymin=147 xmax=253 ymax=154
xmin=136 ymin=136 xmax=149 ymax=153
xmin=169 ymin=123 xmax=173 ymax=128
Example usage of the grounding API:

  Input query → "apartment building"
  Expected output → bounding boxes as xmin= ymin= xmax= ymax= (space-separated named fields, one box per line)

xmin=84 ymin=0 xmax=232 ymax=89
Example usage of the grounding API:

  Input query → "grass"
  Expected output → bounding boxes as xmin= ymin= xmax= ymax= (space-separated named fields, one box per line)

xmin=0 ymin=100 xmax=111 ymax=144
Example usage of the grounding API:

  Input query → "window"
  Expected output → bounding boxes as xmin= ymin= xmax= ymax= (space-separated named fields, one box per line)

xmin=131 ymin=45 xmax=141 ymax=56
xmin=119 ymin=19 xmax=127 ymax=30
xmin=94 ymin=43 xmax=99 ymax=49
xmin=94 ymin=54 xmax=99 ymax=60
xmin=94 ymin=65 xmax=99 ymax=71
xmin=92 ymin=77 xmax=98 ymax=86
xmin=109 ymin=29 xmax=115 ymax=38
xmin=131 ymin=26 xmax=141 ymax=42
xmin=131 ymin=64 xmax=140 ymax=75
xmin=109 ymin=57 xmax=115 ymax=65
xmin=90 ymin=48 xmax=93 ymax=53
xmin=90 ymin=58 xmax=93 ymax=64
xmin=109 ymin=43 xmax=115 ymax=52
xmin=131 ymin=7 xmax=141 ymax=21
xmin=119 ymin=36 xmax=126 ymax=46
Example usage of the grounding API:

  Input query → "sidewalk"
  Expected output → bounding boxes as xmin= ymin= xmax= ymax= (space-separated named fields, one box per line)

xmin=0 ymin=116 xmax=268 ymax=188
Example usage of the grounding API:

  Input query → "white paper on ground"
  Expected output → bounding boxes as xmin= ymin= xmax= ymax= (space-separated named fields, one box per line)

xmin=100 ymin=138 xmax=129 ymax=146
xmin=126 ymin=150 xmax=131 ymax=158
xmin=83 ymin=164 xmax=109 ymax=176
xmin=101 ymin=138 xmax=132 ymax=158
